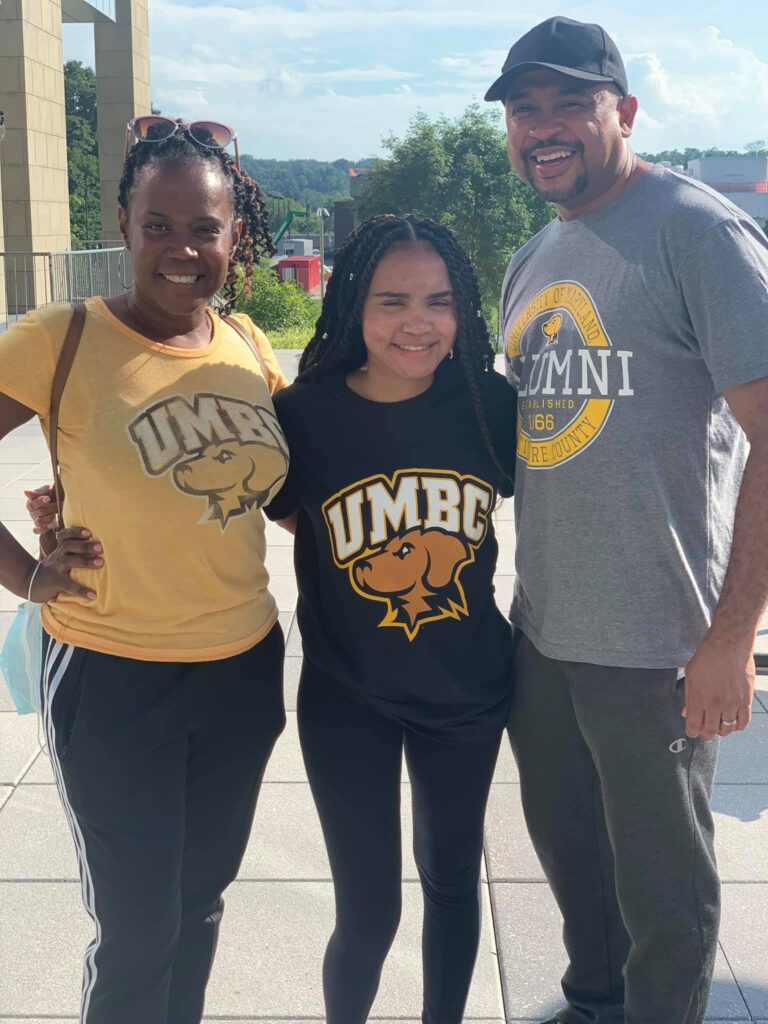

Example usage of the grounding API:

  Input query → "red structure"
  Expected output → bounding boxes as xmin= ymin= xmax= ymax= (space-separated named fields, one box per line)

xmin=276 ymin=255 xmax=321 ymax=293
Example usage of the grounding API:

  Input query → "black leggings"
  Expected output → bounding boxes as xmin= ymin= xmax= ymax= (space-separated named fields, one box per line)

xmin=297 ymin=669 xmax=502 ymax=1024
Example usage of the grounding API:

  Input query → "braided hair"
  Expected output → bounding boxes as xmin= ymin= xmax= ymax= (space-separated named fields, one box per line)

xmin=118 ymin=122 xmax=274 ymax=314
xmin=299 ymin=214 xmax=512 ymax=491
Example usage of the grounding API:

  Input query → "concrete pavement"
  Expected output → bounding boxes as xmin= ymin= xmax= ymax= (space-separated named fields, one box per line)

xmin=1 ymin=349 xmax=767 ymax=1021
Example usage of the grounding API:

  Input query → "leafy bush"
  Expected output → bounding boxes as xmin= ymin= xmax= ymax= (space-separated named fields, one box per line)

xmin=236 ymin=262 xmax=319 ymax=333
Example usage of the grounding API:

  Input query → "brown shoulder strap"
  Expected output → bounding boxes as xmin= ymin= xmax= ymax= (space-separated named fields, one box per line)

xmin=49 ymin=303 xmax=86 ymax=532
xmin=223 ymin=314 xmax=272 ymax=384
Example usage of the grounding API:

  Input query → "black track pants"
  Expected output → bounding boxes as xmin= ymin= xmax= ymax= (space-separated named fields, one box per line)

xmin=41 ymin=624 xmax=285 ymax=1024
xmin=508 ymin=631 xmax=720 ymax=1024
xmin=297 ymin=669 xmax=502 ymax=1024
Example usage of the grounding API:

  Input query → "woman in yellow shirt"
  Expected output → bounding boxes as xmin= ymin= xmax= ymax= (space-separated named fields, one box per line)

xmin=0 ymin=119 xmax=288 ymax=1024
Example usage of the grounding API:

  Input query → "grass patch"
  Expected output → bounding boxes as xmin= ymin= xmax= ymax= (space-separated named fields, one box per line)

xmin=267 ymin=326 xmax=314 ymax=349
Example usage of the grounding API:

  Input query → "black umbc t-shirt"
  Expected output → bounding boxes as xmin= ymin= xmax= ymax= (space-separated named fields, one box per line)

xmin=267 ymin=360 xmax=517 ymax=737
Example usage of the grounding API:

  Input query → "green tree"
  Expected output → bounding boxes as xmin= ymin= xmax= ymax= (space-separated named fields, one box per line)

xmin=236 ymin=261 xmax=318 ymax=332
xmin=64 ymin=60 xmax=101 ymax=246
xmin=240 ymin=155 xmax=372 ymax=211
xmin=357 ymin=105 xmax=554 ymax=330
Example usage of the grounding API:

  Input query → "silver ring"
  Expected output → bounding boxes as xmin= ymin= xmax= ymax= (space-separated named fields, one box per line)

xmin=720 ymin=718 xmax=738 ymax=728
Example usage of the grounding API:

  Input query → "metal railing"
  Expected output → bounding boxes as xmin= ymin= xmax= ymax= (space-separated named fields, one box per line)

xmin=0 ymin=252 xmax=52 ymax=328
xmin=74 ymin=239 xmax=124 ymax=251
xmin=50 ymin=247 xmax=127 ymax=304
xmin=0 ymin=248 xmax=129 ymax=331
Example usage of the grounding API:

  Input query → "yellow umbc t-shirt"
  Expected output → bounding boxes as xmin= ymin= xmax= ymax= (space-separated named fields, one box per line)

xmin=0 ymin=298 xmax=290 ymax=662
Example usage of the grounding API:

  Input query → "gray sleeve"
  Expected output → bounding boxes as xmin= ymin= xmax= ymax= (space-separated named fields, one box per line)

xmin=500 ymin=262 xmax=521 ymax=388
xmin=679 ymin=217 xmax=768 ymax=393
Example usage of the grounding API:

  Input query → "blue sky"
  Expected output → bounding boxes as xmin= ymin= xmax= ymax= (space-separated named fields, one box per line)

xmin=63 ymin=0 xmax=768 ymax=162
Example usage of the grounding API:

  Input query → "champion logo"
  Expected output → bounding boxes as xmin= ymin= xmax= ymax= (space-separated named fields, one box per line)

xmin=669 ymin=738 xmax=688 ymax=754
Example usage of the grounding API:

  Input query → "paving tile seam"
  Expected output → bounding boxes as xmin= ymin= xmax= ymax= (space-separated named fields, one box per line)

xmin=483 ymin=841 xmax=511 ymax=1024
xmin=712 ymin=782 xmax=768 ymax=786
xmin=0 ymin=878 xmax=82 ymax=884
xmin=493 ymin=780 xmax=768 ymax=786
xmin=0 ymin=878 xmax=495 ymax=885
xmin=486 ymin=873 xmax=528 ymax=1024
xmin=486 ymin=879 xmax=768 ymax=886
xmin=487 ymin=877 xmax=551 ymax=884
xmin=2 ymin=736 xmax=44 ymax=792
xmin=717 ymin=940 xmax=757 ymax=1021
xmin=489 ymin=876 xmax=768 ymax=884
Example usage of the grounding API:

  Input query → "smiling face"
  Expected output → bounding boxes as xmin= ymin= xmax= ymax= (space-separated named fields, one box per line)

xmin=504 ymin=68 xmax=638 ymax=215
xmin=359 ymin=242 xmax=458 ymax=395
xmin=119 ymin=159 xmax=242 ymax=319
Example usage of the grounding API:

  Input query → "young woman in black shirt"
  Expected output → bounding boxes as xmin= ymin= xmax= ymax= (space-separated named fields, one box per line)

xmin=266 ymin=215 xmax=517 ymax=1024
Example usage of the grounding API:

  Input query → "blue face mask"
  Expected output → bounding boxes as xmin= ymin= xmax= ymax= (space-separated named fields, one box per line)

xmin=0 ymin=565 xmax=44 ymax=716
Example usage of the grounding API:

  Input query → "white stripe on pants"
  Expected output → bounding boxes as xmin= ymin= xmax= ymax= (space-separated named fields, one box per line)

xmin=41 ymin=638 xmax=102 ymax=1024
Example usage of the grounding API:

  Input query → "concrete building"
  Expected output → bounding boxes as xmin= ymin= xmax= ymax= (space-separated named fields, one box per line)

xmin=686 ymin=156 xmax=768 ymax=224
xmin=277 ymin=237 xmax=314 ymax=257
xmin=0 ymin=124 xmax=6 ymax=323
xmin=0 ymin=0 xmax=150 ymax=308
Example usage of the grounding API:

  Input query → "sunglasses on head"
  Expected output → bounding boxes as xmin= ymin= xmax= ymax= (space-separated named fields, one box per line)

xmin=125 ymin=116 xmax=240 ymax=170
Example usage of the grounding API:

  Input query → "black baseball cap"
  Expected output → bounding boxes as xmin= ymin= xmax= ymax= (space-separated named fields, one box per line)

xmin=485 ymin=16 xmax=628 ymax=102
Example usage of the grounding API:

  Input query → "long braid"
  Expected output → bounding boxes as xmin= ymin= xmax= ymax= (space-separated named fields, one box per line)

xmin=300 ymin=214 xmax=513 ymax=492
xmin=413 ymin=222 xmax=511 ymax=490
xmin=118 ymin=123 xmax=274 ymax=315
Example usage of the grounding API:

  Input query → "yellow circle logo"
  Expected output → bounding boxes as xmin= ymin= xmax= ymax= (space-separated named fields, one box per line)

xmin=507 ymin=281 xmax=618 ymax=469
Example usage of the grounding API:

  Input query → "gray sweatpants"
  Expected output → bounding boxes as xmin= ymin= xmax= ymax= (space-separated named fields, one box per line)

xmin=508 ymin=630 xmax=720 ymax=1024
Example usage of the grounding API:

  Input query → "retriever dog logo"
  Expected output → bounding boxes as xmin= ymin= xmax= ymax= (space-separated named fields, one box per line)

xmin=542 ymin=313 xmax=562 ymax=345
xmin=173 ymin=439 xmax=288 ymax=528
xmin=352 ymin=527 xmax=472 ymax=640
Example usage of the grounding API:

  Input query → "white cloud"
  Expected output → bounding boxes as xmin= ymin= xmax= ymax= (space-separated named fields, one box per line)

xmin=63 ymin=3 xmax=768 ymax=160
xmin=151 ymin=0 xmax=533 ymax=36
xmin=307 ymin=65 xmax=420 ymax=85
xmin=436 ymin=49 xmax=507 ymax=84
xmin=153 ymin=56 xmax=270 ymax=85
xmin=625 ymin=27 xmax=768 ymax=149
xmin=154 ymin=87 xmax=212 ymax=115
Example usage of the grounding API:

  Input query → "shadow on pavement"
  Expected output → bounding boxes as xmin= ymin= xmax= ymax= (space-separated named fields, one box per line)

xmin=518 ymin=975 xmax=767 ymax=1022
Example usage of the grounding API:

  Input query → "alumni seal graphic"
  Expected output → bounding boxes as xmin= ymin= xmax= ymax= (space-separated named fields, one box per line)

xmin=128 ymin=393 xmax=289 ymax=529
xmin=506 ymin=281 xmax=635 ymax=469
xmin=323 ymin=468 xmax=494 ymax=640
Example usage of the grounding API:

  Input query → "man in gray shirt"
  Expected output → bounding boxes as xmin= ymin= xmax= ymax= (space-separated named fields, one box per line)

xmin=485 ymin=16 xmax=768 ymax=1024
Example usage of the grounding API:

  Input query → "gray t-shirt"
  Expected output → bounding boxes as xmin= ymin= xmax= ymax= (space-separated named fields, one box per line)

xmin=501 ymin=164 xmax=768 ymax=668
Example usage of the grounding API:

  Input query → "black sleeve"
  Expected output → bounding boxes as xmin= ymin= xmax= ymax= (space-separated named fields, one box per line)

xmin=484 ymin=370 xmax=517 ymax=498
xmin=263 ymin=467 xmax=298 ymax=521
xmin=263 ymin=387 xmax=301 ymax=521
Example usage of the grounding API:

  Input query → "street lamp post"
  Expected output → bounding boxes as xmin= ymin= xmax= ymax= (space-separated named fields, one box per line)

xmin=316 ymin=207 xmax=329 ymax=300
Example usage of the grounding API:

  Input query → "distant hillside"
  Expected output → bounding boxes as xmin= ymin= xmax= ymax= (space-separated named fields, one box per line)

xmin=240 ymin=156 xmax=373 ymax=208
xmin=638 ymin=146 xmax=767 ymax=167
xmin=242 ymin=149 xmax=768 ymax=210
